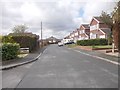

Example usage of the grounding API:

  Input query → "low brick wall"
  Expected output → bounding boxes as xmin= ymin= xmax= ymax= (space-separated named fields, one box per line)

xmin=106 ymin=49 xmax=118 ymax=53
xmin=92 ymin=48 xmax=112 ymax=50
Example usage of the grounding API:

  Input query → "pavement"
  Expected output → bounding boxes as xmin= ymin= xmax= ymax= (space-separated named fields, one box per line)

xmin=106 ymin=52 xmax=119 ymax=57
xmin=97 ymin=49 xmax=119 ymax=57
xmin=14 ymin=44 xmax=118 ymax=88
xmin=73 ymin=47 xmax=120 ymax=64
xmin=1 ymin=46 xmax=47 ymax=70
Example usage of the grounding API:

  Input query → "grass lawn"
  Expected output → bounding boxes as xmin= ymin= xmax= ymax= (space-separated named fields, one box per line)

xmin=92 ymin=45 xmax=112 ymax=49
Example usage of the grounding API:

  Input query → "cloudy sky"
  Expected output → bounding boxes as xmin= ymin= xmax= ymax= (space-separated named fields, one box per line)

xmin=1 ymin=0 xmax=118 ymax=39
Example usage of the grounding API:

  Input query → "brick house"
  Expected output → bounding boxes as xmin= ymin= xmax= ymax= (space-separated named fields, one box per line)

xmin=69 ymin=31 xmax=75 ymax=40
xmin=68 ymin=29 xmax=79 ymax=43
xmin=73 ymin=28 xmax=79 ymax=42
xmin=79 ymin=24 xmax=90 ymax=40
xmin=64 ymin=35 xmax=70 ymax=39
xmin=90 ymin=17 xmax=111 ymax=39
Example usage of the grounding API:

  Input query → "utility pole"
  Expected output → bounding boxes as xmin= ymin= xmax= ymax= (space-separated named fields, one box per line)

xmin=41 ymin=21 xmax=43 ymax=48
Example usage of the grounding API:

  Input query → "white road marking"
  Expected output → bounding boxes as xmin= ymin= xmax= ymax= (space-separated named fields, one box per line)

xmin=74 ymin=50 xmax=120 ymax=65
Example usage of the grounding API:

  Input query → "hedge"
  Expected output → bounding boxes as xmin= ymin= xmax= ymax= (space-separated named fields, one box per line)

xmin=2 ymin=43 xmax=20 ymax=61
xmin=77 ymin=39 xmax=108 ymax=46
xmin=2 ymin=35 xmax=39 ymax=52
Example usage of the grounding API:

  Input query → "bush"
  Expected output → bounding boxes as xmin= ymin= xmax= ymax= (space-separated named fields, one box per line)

xmin=2 ymin=35 xmax=39 ymax=52
xmin=2 ymin=43 xmax=20 ymax=61
xmin=77 ymin=39 xmax=108 ymax=46
xmin=0 ymin=35 xmax=2 ymax=43
xmin=2 ymin=36 xmax=15 ymax=43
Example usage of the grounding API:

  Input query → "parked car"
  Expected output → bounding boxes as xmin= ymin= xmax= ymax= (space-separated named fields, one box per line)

xmin=61 ymin=39 xmax=74 ymax=45
xmin=64 ymin=40 xmax=74 ymax=45
xmin=58 ymin=42 xmax=63 ymax=46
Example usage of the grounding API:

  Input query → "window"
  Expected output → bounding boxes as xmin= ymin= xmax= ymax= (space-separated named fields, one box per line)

xmin=90 ymin=25 xmax=98 ymax=30
xmin=75 ymin=32 xmax=78 ymax=36
xmin=80 ymin=30 xmax=85 ymax=34
xmin=90 ymin=33 xmax=96 ymax=39
xmin=99 ymin=35 xmax=105 ymax=38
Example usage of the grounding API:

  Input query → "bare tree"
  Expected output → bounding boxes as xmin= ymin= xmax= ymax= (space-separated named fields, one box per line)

xmin=12 ymin=24 xmax=28 ymax=33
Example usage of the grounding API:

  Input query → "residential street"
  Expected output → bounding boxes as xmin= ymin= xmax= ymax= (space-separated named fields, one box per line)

xmin=3 ymin=44 xmax=118 ymax=88
xmin=2 ymin=0 xmax=120 ymax=89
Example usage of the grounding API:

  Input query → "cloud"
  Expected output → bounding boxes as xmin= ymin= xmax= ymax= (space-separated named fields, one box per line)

xmin=82 ymin=1 xmax=116 ymax=23
xmin=1 ymin=0 xmax=117 ymax=39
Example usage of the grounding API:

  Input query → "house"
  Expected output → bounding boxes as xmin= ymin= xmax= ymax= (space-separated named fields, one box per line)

xmin=90 ymin=17 xmax=111 ymax=39
xmin=69 ymin=31 xmax=75 ymax=40
xmin=64 ymin=35 xmax=70 ymax=39
xmin=73 ymin=28 xmax=79 ymax=43
xmin=79 ymin=24 xmax=90 ymax=40
xmin=46 ymin=36 xmax=60 ymax=44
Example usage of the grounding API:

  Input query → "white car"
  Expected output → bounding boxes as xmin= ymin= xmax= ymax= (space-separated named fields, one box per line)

xmin=58 ymin=42 xmax=63 ymax=46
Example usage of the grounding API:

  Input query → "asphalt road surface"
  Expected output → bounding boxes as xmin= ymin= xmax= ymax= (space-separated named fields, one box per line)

xmin=3 ymin=44 xmax=119 ymax=88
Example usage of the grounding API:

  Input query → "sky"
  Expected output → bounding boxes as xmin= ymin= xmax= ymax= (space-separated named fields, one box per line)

xmin=1 ymin=0 xmax=118 ymax=39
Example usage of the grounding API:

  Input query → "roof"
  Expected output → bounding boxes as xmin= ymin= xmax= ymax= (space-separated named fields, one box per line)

xmin=74 ymin=28 xmax=79 ymax=33
xmin=85 ymin=32 xmax=90 ymax=36
xmin=46 ymin=36 xmax=59 ymax=40
xmin=93 ymin=17 xmax=104 ymax=23
xmin=90 ymin=16 xmax=105 ymax=25
xmin=64 ymin=35 xmax=70 ymax=39
xmin=82 ymin=24 xmax=90 ymax=29
xmin=100 ymin=28 xmax=111 ymax=35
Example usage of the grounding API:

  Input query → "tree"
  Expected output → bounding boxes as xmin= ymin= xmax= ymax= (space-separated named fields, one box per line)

xmin=100 ymin=11 xmax=113 ymax=45
xmin=12 ymin=24 xmax=28 ymax=33
xmin=100 ymin=1 xmax=120 ymax=53
xmin=100 ymin=11 xmax=113 ymax=28
xmin=112 ymin=1 xmax=120 ymax=53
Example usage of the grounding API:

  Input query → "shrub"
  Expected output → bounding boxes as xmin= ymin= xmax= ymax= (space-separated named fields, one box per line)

xmin=77 ymin=39 xmax=108 ymax=46
xmin=2 ymin=35 xmax=15 ymax=43
xmin=2 ymin=35 xmax=39 ymax=52
xmin=0 ymin=35 xmax=2 ymax=43
xmin=2 ymin=43 xmax=20 ymax=61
